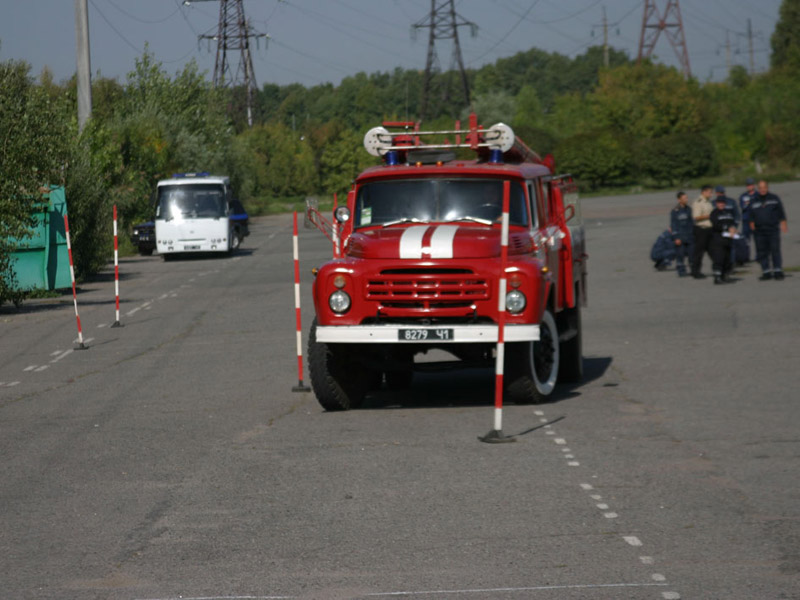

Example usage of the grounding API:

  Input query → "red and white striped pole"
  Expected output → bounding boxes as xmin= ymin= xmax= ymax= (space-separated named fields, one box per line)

xmin=332 ymin=193 xmax=339 ymax=258
xmin=111 ymin=205 xmax=122 ymax=327
xmin=481 ymin=181 xmax=514 ymax=443
xmin=292 ymin=211 xmax=311 ymax=392
xmin=64 ymin=215 xmax=86 ymax=350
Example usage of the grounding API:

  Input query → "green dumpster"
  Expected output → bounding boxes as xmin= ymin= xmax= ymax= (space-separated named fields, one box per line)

xmin=6 ymin=186 xmax=71 ymax=291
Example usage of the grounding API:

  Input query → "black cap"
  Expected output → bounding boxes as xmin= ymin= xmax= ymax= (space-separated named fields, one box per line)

xmin=745 ymin=177 xmax=755 ymax=185
xmin=715 ymin=185 xmax=725 ymax=193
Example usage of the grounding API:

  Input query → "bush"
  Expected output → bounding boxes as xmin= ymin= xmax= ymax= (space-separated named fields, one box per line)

xmin=634 ymin=133 xmax=717 ymax=186
xmin=555 ymin=129 xmax=632 ymax=189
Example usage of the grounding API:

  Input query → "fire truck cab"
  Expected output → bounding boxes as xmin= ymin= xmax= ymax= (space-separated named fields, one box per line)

xmin=308 ymin=116 xmax=587 ymax=410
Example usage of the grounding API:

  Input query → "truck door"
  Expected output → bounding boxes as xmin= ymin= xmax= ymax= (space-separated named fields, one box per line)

xmin=551 ymin=184 xmax=575 ymax=309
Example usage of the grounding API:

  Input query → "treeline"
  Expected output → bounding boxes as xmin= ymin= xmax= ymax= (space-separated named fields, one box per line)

xmin=2 ymin=0 xmax=800 ymax=303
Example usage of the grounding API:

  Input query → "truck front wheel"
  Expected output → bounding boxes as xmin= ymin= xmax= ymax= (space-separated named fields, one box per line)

xmin=505 ymin=309 xmax=560 ymax=404
xmin=308 ymin=319 xmax=368 ymax=411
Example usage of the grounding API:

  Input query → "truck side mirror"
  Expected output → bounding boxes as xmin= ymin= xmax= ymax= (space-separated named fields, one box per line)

xmin=564 ymin=204 xmax=575 ymax=222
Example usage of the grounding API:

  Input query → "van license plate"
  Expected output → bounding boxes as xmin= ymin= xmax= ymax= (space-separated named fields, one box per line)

xmin=398 ymin=328 xmax=453 ymax=341
xmin=184 ymin=245 xmax=200 ymax=250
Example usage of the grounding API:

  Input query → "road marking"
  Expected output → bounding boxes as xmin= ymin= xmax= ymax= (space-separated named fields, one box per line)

xmin=3 ymin=381 xmax=21 ymax=387
xmin=597 ymin=503 xmax=609 ymax=510
xmin=604 ymin=512 xmax=619 ymax=519
xmin=624 ymin=536 xmax=643 ymax=547
xmin=50 ymin=349 xmax=73 ymax=364
xmin=555 ymin=437 xmax=567 ymax=445
xmin=159 ymin=293 xmax=169 ymax=300
xmin=591 ymin=494 xmax=602 ymax=500
xmin=97 ymin=323 xmax=107 ymax=328
xmin=24 ymin=366 xmax=37 ymax=372
xmin=662 ymin=592 xmax=681 ymax=599
xmin=50 ymin=350 xmax=61 ymax=356
xmin=652 ymin=573 xmax=666 ymax=582
xmin=565 ymin=454 xmax=575 ymax=459
xmin=640 ymin=556 xmax=654 ymax=565
xmin=534 ymin=410 xmax=545 ymax=416
xmin=127 ymin=307 xmax=141 ymax=316
xmin=580 ymin=483 xmax=594 ymax=491
xmin=34 ymin=365 xmax=48 ymax=372
xmin=568 ymin=461 xmax=580 ymax=466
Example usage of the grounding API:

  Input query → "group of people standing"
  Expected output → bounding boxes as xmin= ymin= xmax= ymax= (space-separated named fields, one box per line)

xmin=669 ymin=179 xmax=789 ymax=284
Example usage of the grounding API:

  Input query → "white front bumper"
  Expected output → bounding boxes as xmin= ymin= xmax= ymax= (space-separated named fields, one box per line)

xmin=315 ymin=324 xmax=539 ymax=344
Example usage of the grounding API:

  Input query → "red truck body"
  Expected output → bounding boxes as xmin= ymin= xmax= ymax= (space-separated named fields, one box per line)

xmin=308 ymin=117 xmax=587 ymax=410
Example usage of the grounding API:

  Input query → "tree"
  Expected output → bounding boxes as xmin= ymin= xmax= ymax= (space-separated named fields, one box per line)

xmin=0 ymin=60 xmax=70 ymax=304
xmin=771 ymin=0 xmax=800 ymax=71
xmin=592 ymin=62 xmax=706 ymax=138
xmin=555 ymin=129 xmax=632 ymax=189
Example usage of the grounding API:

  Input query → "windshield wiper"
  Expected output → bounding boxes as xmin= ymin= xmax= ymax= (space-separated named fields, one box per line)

xmin=381 ymin=217 xmax=427 ymax=227
xmin=445 ymin=216 xmax=493 ymax=226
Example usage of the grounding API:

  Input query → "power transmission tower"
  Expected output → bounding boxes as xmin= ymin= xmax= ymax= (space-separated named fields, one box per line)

xmin=413 ymin=0 xmax=477 ymax=123
xmin=637 ymin=0 xmax=691 ymax=78
xmin=196 ymin=0 xmax=268 ymax=127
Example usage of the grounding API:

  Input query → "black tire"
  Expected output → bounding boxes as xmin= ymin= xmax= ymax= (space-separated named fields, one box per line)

xmin=558 ymin=303 xmax=583 ymax=383
xmin=308 ymin=319 xmax=367 ymax=411
xmin=505 ymin=309 xmax=560 ymax=404
xmin=230 ymin=227 xmax=241 ymax=251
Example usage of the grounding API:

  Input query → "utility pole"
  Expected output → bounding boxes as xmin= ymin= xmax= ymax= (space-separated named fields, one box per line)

xmin=602 ymin=6 xmax=609 ymax=68
xmin=413 ymin=0 xmax=477 ymax=124
xmin=747 ymin=18 xmax=755 ymax=76
xmin=196 ymin=0 xmax=268 ymax=127
xmin=637 ymin=0 xmax=691 ymax=78
xmin=725 ymin=29 xmax=732 ymax=76
xmin=74 ymin=0 xmax=92 ymax=131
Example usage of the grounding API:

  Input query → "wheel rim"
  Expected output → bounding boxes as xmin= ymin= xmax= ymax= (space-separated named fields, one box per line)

xmin=532 ymin=311 xmax=559 ymax=395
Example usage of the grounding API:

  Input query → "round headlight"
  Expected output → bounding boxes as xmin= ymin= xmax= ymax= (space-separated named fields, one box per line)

xmin=506 ymin=289 xmax=526 ymax=314
xmin=335 ymin=206 xmax=351 ymax=223
xmin=329 ymin=290 xmax=351 ymax=313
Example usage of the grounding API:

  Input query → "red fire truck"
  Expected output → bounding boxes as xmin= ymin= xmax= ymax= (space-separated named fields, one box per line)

xmin=307 ymin=115 xmax=587 ymax=410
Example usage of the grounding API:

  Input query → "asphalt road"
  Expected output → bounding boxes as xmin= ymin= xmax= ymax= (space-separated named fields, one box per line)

xmin=1 ymin=183 xmax=798 ymax=600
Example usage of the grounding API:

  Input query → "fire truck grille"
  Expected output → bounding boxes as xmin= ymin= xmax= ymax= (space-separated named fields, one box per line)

xmin=366 ymin=269 xmax=489 ymax=305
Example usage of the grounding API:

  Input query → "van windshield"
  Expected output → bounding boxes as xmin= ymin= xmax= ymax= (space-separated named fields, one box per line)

xmin=354 ymin=179 xmax=527 ymax=228
xmin=156 ymin=184 xmax=226 ymax=220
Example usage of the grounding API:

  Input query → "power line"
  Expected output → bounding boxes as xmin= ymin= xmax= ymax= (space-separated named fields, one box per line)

xmin=102 ymin=0 xmax=180 ymax=25
xmin=88 ymin=0 xmax=142 ymax=54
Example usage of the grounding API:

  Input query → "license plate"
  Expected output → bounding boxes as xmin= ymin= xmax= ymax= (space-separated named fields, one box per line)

xmin=398 ymin=328 xmax=453 ymax=341
xmin=184 ymin=244 xmax=200 ymax=250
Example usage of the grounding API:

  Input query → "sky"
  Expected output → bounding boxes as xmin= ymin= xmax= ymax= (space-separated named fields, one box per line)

xmin=0 ymin=0 xmax=783 ymax=89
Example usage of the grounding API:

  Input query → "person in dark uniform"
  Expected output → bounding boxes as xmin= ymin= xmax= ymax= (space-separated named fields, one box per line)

xmin=749 ymin=180 xmax=789 ymax=280
xmin=670 ymin=191 xmax=693 ymax=277
xmin=738 ymin=178 xmax=757 ymax=256
xmin=709 ymin=194 xmax=738 ymax=284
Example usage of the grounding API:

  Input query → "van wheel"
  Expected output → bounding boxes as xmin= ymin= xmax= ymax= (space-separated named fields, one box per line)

xmin=558 ymin=303 xmax=583 ymax=383
xmin=505 ymin=309 xmax=560 ymax=404
xmin=308 ymin=319 xmax=367 ymax=411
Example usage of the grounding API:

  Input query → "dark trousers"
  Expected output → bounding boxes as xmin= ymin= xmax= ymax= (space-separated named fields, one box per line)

xmin=691 ymin=226 xmax=713 ymax=275
xmin=674 ymin=241 xmax=691 ymax=274
xmin=754 ymin=230 xmax=782 ymax=273
xmin=710 ymin=235 xmax=732 ymax=277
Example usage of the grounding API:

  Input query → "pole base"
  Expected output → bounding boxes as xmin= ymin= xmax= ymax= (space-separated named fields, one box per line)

xmin=75 ymin=342 xmax=88 ymax=350
xmin=111 ymin=321 xmax=123 ymax=328
xmin=292 ymin=381 xmax=311 ymax=393
xmin=479 ymin=429 xmax=516 ymax=444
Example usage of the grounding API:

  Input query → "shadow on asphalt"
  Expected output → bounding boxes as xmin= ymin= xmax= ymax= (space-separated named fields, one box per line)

xmin=358 ymin=355 xmax=613 ymax=411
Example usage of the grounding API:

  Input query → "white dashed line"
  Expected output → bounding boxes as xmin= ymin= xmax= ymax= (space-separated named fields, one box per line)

xmin=580 ymin=483 xmax=594 ymax=491
xmin=555 ymin=438 xmax=567 ymax=445
xmin=640 ymin=556 xmax=654 ymax=565
xmin=534 ymin=410 xmax=545 ymax=416
xmin=652 ymin=573 xmax=666 ymax=582
xmin=568 ymin=461 xmax=580 ymax=466
xmin=50 ymin=350 xmax=61 ymax=357
xmin=24 ymin=366 xmax=37 ymax=372
xmin=662 ymin=592 xmax=681 ymax=599
xmin=127 ymin=307 xmax=141 ymax=316
xmin=624 ymin=536 xmax=643 ymax=547
xmin=3 ymin=381 xmax=21 ymax=387
xmin=591 ymin=494 xmax=603 ymax=500
xmin=34 ymin=365 xmax=48 ymax=372
xmin=50 ymin=349 xmax=73 ymax=364
xmin=97 ymin=323 xmax=107 ymax=328
xmin=597 ymin=503 xmax=609 ymax=510
xmin=604 ymin=512 xmax=619 ymax=519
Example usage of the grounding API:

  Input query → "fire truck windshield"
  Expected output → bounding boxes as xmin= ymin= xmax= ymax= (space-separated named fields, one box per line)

xmin=354 ymin=178 xmax=527 ymax=228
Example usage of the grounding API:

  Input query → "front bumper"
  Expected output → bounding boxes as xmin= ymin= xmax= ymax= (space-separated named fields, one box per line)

xmin=315 ymin=323 xmax=539 ymax=344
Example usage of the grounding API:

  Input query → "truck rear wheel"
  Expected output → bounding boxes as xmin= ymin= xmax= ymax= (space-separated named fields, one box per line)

xmin=558 ymin=303 xmax=583 ymax=383
xmin=308 ymin=319 xmax=368 ymax=411
xmin=505 ymin=309 xmax=560 ymax=404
